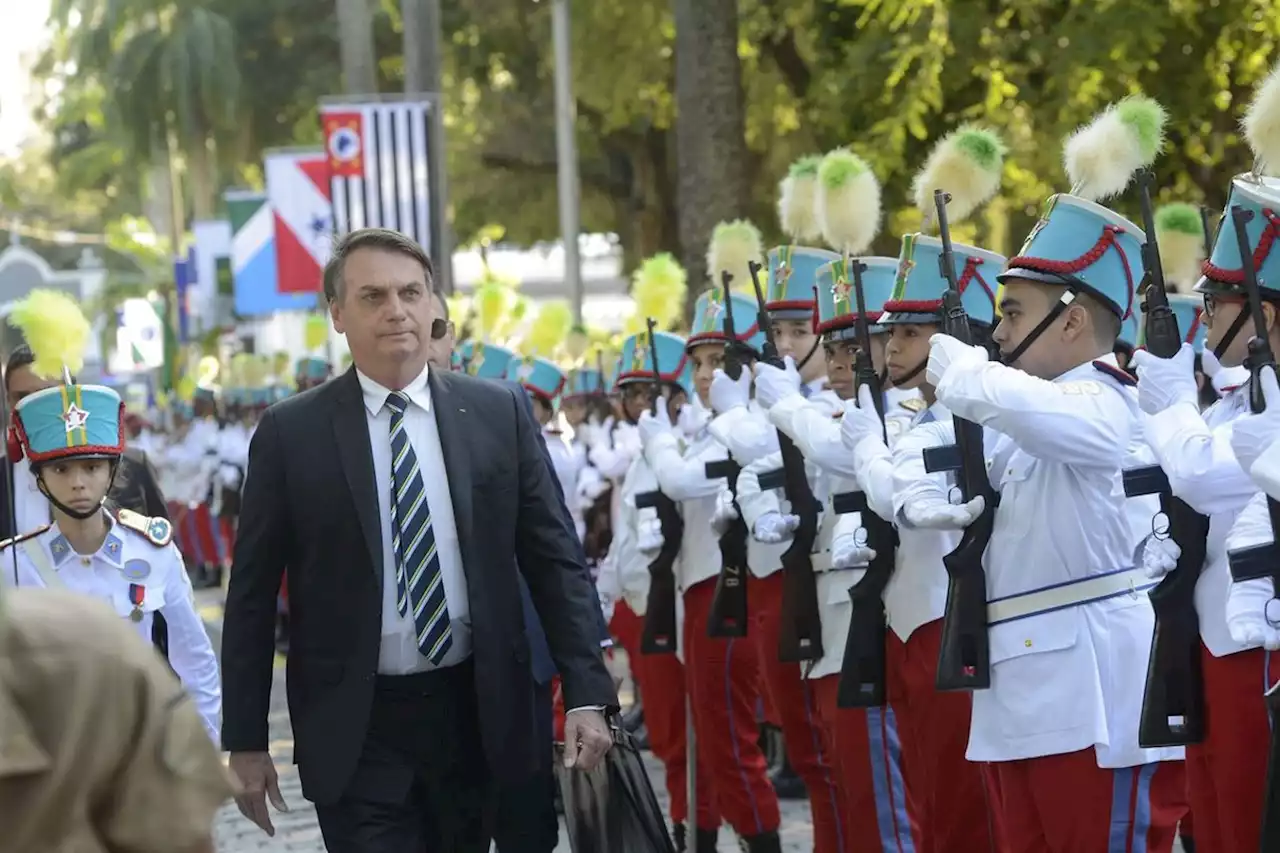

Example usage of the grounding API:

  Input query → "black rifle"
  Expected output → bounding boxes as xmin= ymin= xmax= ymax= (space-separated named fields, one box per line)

xmin=596 ymin=349 xmax=607 ymax=396
xmin=1120 ymin=169 xmax=1210 ymax=747
xmin=704 ymin=272 xmax=751 ymax=638
xmin=1222 ymin=204 xmax=1280 ymax=853
xmin=748 ymin=259 xmax=824 ymax=662
xmin=919 ymin=189 xmax=998 ymax=691
xmin=831 ymin=258 xmax=900 ymax=708
xmin=1200 ymin=206 xmax=1217 ymax=262
xmin=634 ymin=318 xmax=684 ymax=655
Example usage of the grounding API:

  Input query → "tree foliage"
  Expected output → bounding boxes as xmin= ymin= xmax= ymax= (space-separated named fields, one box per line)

xmin=13 ymin=0 xmax=1280 ymax=313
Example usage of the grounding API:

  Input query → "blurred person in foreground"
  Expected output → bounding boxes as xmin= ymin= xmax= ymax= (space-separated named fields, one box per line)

xmin=0 ymin=586 xmax=233 ymax=852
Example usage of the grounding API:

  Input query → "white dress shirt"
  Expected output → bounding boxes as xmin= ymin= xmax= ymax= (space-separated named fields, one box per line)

xmin=356 ymin=364 xmax=472 ymax=675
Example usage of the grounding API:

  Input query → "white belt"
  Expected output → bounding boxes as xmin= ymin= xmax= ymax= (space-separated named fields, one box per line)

xmin=987 ymin=567 xmax=1155 ymax=626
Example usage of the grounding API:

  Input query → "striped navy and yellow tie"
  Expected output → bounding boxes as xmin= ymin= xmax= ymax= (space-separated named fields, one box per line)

xmin=386 ymin=391 xmax=452 ymax=664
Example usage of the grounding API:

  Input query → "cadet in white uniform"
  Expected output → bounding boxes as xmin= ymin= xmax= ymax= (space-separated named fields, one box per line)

xmin=925 ymin=99 xmax=1185 ymax=851
xmin=0 ymin=292 xmax=222 ymax=743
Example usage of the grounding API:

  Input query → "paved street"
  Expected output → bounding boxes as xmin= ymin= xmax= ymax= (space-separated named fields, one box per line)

xmin=201 ymin=591 xmax=816 ymax=853
xmin=201 ymin=592 xmax=1185 ymax=853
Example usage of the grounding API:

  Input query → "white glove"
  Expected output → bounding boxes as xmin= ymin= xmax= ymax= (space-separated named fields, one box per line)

xmin=1227 ymin=577 xmax=1280 ymax=650
xmin=832 ymin=531 xmax=876 ymax=568
xmin=841 ymin=384 xmax=887 ymax=453
xmin=753 ymin=511 xmax=800 ymax=544
xmin=597 ymin=591 xmax=616 ymax=626
xmin=636 ymin=513 xmax=664 ymax=555
xmin=710 ymin=489 xmax=739 ymax=537
xmin=1202 ymin=350 xmax=1251 ymax=395
xmin=1230 ymin=366 xmax=1280 ymax=475
xmin=676 ymin=403 xmax=706 ymax=438
xmin=577 ymin=476 xmax=610 ymax=503
xmin=926 ymin=334 xmax=988 ymax=387
xmin=614 ymin=423 xmax=643 ymax=456
xmin=1133 ymin=343 xmax=1199 ymax=415
xmin=753 ymin=357 xmax=802 ymax=410
xmin=637 ymin=405 xmax=674 ymax=447
xmin=1141 ymin=535 xmax=1181 ymax=580
xmin=710 ymin=368 xmax=752 ymax=415
xmin=902 ymin=495 xmax=986 ymax=530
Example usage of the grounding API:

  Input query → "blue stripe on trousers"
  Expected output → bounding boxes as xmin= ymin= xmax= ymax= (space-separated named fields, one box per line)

xmin=1108 ymin=764 xmax=1159 ymax=853
xmin=865 ymin=706 xmax=916 ymax=852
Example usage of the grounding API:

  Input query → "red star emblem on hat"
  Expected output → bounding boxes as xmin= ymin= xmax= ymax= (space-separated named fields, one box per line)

xmin=62 ymin=403 xmax=89 ymax=432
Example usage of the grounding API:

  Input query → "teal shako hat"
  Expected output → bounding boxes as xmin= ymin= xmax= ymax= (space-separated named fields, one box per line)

xmin=815 ymin=257 xmax=898 ymax=341
xmin=686 ymin=289 xmax=765 ymax=354
xmin=617 ymin=329 xmax=692 ymax=398
xmin=506 ymin=355 xmax=567 ymax=404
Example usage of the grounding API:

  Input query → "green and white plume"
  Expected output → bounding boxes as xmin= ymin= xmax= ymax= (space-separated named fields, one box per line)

xmin=816 ymin=148 xmax=881 ymax=255
xmin=706 ymin=219 xmax=765 ymax=290
xmin=912 ymin=125 xmax=1006 ymax=226
xmin=1063 ymin=95 xmax=1167 ymax=201
xmin=778 ymin=155 xmax=822 ymax=242
xmin=1154 ymin=203 xmax=1206 ymax=289
xmin=1244 ymin=61 xmax=1280 ymax=176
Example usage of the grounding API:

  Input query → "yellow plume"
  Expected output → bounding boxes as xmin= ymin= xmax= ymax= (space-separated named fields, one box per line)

xmin=271 ymin=352 xmax=291 ymax=380
xmin=631 ymin=253 xmax=687 ymax=331
xmin=525 ymin=301 xmax=573 ymax=357
xmin=177 ymin=376 xmax=196 ymax=403
xmin=244 ymin=355 xmax=270 ymax=389
xmin=9 ymin=289 xmax=93 ymax=379
xmin=304 ymin=314 xmax=329 ymax=351
xmin=227 ymin=353 xmax=251 ymax=388
xmin=706 ymin=220 xmax=764 ymax=291
xmin=473 ymin=279 xmax=516 ymax=341
xmin=565 ymin=324 xmax=590 ymax=362
xmin=196 ymin=355 xmax=220 ymax=388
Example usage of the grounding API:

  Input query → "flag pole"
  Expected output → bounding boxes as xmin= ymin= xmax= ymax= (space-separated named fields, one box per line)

xmin=552 ymin=0 xmax=584 ymax=324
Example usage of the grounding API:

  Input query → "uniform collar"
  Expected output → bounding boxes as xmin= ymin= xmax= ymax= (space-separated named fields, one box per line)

xmin=47 ymin=515 xmax=125 ymax=569
xmin=356 ymin=363 xmax=433 ymax=416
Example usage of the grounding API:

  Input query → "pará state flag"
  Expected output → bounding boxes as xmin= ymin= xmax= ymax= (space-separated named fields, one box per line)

xmin=225 ymin=190 xmax=318 ymax=317
xmin=264 ymin=148 xmax=333 ymax=294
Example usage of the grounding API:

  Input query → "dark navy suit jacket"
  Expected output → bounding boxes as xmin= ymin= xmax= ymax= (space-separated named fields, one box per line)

xmin=511 ymin=382 xmax=610 ymax=686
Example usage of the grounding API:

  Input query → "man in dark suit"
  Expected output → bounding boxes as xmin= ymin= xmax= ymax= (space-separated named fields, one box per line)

xmin=222 ymin=228 xmax=618 ymax=853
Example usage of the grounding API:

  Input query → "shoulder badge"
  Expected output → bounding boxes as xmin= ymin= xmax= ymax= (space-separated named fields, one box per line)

xmin=899 ymin=397 xmax=927 ymax=413
xmin=1091 ymin=360 xmax=1138 ymax=387
xmin=0 ymin=523 xmax=52 ymax=552
xmin=117 ymin=509 xmax=174 ymax=547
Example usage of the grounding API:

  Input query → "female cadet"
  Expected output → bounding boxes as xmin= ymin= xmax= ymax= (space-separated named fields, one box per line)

xmin=638 ymin=289 xmax=783 ymax=853
xmin=0 ymin=291 xmax=222 ymax=742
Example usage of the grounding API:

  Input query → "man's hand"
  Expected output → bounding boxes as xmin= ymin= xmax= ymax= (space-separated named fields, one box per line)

xmin=753 ymin=357 xmax=802 ymax=410
xmin=562 ymin=708 xmax=613 ymax=771
xmin=229 ymin=751 xmax=288 ymax=837
xmin=710 ymin=367 xmax=752 ymax=415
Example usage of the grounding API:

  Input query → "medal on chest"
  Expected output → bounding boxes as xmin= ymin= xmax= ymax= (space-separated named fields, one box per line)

xmin=128 ymin=583 xmax=146 ymax=622
xmin=123 ymin=559 xmax=152 ymax=622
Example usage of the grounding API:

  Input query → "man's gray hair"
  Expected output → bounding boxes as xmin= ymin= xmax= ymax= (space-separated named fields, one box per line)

xmin=322 ymin=228 xmax=436 ymax=303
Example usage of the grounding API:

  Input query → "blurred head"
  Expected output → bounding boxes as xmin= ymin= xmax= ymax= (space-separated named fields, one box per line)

xmin=1202 ymin=293 xmax=1278 ymax=368
xmin=771 ymin=318 xmax=824 ymax=384
xmin=561 ymin=396 xmax=588 ymax=427
xmin=426 ymin=289 xmax=456 ymax=370
xmin=325 ymin=228 xmax=435 ymax=389
xmin=884 ymin=323 xmax=936 ymax=391
xmin=991 ymin=280 xmax=1118 ymax=380
xmin=528 ymin=392 xmax=554 ymax=426
xmin=5 ymin=346 xmax=57 ymax=420
xmin=619 ymin=382 xmax=684 ymax=423
xmin=689 ymin=342 xmax=725 ymax=407
xmin=36 ymin=457 xmax=112 ymax=519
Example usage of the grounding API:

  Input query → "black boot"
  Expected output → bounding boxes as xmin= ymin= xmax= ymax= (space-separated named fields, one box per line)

xmin=742 ymin=831 xmax=781 ymax=853
xmin=673 ymin=823 xmax=687 ymax=853
xmin=694 ymin=828 xmax=718 ymax=853
xmin=769 ymin=755 xmax=807 ymax=800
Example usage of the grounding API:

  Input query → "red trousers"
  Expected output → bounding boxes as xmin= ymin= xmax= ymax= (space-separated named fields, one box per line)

xmin=612 ymin=602 xmax=718 ymax=830
xmin=176 ymin=502 xmax=221 ymax=566
xmin=752 ymin=573 xmax=847 ymax=853
xmin=1185 ymin=643 xmax=1274 ymax=852
xmin=982 ymin=750 xmax=1186 ymax=852
xmin=887 ymin=619 xmax=993 ymax=852
xmin=684 ymin=577 xmax=780 ymax=837
xmin=812 ymin=675 xmax=922 ymax=852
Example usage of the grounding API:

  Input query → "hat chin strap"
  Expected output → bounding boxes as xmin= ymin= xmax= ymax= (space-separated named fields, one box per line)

xmin=1000 ymin=286 xmax=1080 ymax=367
xmin=35 ymin=459 xmax=120 ymax=521
xmin=1211 ymin=302 xmax=1252 ymax=361
xmin=795 ymin=336 xmax=822 ymax=372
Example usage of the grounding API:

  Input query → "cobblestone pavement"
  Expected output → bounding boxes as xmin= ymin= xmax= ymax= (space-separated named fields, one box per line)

xmin=201 ymin=592 xmax=1185 ymax=853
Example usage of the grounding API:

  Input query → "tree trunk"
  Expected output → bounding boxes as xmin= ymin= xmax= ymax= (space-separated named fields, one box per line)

xmin=336 ymin=0 xmax=379 ymax=95
xmin=673 ymin=0 xmax=749 ymax=324
xmin=187 ymin=136 xmax=216 ymax=221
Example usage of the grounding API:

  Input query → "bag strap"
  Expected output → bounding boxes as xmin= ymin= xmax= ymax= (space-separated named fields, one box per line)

xmin=21 ymin=538 xmax=63 ymax=589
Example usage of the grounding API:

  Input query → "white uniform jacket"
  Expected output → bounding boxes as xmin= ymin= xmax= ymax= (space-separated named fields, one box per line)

xmin=1143 ymin=384 xmax=1259 ymax=656
xmin=645 ymin=425 xmax=729 ymax=592
xmin=937 ymin=354 xmax=1182 ymax=768
xmin=708 ymin=401 xmax=789 ymax=579
xmin=0 ymin=512 xmax=222 ymax=741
